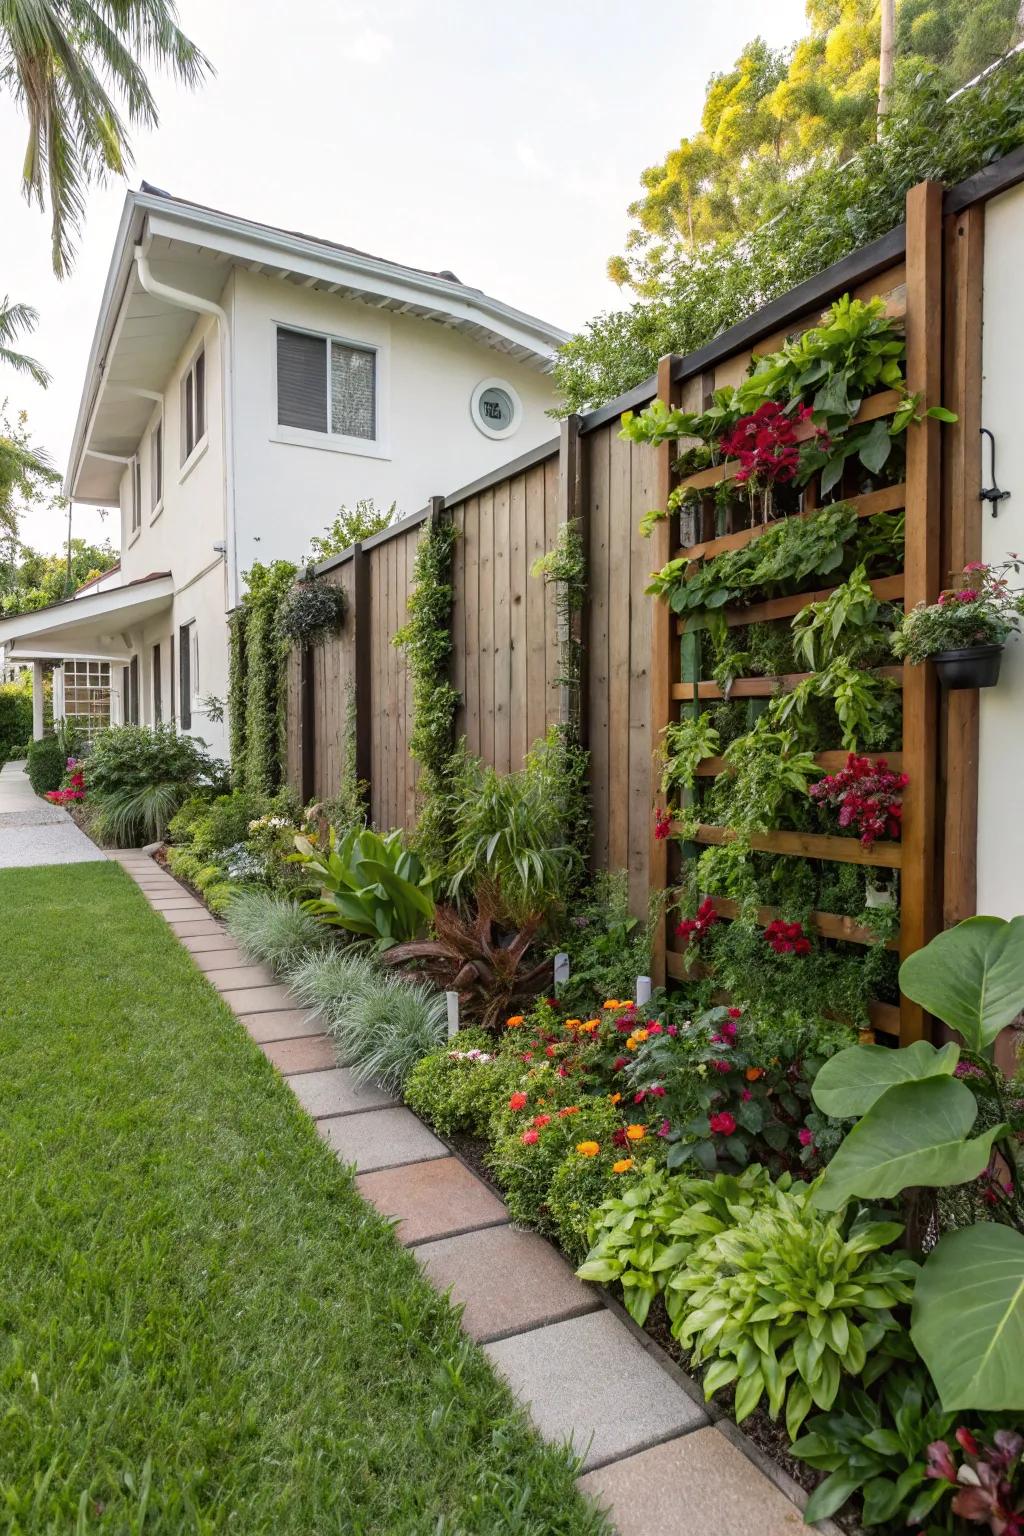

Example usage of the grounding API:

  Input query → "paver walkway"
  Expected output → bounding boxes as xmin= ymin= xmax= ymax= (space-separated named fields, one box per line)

xmin=109 ymin=847 xmax=831 ymax=1536
xmin=0 ymin=760 xmax=107 ymax=868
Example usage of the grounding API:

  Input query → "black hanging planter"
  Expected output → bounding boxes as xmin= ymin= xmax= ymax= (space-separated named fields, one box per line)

xmin=931 ymin=643 xmax=1004 ymax=690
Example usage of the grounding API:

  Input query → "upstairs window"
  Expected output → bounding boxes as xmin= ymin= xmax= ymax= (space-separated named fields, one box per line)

xmin=181 ymin=346 xmax=206 ymax=465
xmin=150 ymin=419 xmax=163 ymax=508
xmin=276 ymin=326 xmax=375 ymax=441
xmin=130 ymin=455 xmax=142 ymax=534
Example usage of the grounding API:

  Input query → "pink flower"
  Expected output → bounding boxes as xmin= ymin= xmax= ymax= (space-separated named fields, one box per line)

xmin=521 ymin=1129 xmax=539 ymax=1145
xmin=798 ymin=1128 xmax=814 ymax=1147
xmin=650 ymin=1084 xmax=666 ymax=1098
xmin=709 ymin=1111 xmax=737 ymax=1136
xmin=741 ymin=1089 xmax=753 ymax=1102
xmin=654 ymin=807 xmax=672 ymax=841
xmin=666 ymin=1024 xmax=678 ymax=1037
xmin=727 ymin=1007 xmax=742 ymax=1019
xmin=712 ymin=1059 xmax=731 ymax=1073
xmin=657 ymin=1118 xmax=671 ymax=1137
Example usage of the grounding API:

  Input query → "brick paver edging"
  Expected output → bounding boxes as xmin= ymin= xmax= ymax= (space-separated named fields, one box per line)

xmin=109 ymin=850 xmax=839 ymax=1536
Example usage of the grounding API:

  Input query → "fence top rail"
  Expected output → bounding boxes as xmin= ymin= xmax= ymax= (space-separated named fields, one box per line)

xmin=312 ymin=504 xmax=432 ymax=576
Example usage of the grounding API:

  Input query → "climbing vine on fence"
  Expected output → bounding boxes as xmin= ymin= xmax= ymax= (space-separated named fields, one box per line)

xmin=228 ymin=560 xmax=298 ymax=796
xmin=393 ymin=517 xmax=460 ymax=869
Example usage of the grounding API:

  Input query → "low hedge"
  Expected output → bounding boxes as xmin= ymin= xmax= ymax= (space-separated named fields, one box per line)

xmin=26 ymin=737 xmax=65 ymax=795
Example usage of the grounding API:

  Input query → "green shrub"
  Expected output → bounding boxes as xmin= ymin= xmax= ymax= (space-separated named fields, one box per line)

xmin=0 ymin=680 xmax=32 ymax=760
xmin=165 ymin=847 xmax=206 ymax=886
xmin=336 ymin=975 xmax=448 ymax=1095
xmin=226 ymin=890 xmax=324 ymax=974
xmin=26 ymin=736 xmax=65 ymax=795
xmin=547 ymin=1146 xmax=628 ymax=1267
xmin=488 ymin=1097 xmax=619 ymax=1233
xmin=204 ymin=881 xmax=238 ymax=916
xmin=554 ymin=871 xmax=655 ymax=1014
xmin=85 ymin=725 xmax=226 ymax=846
xmin=167 ymin=793 xmax=216 ymax=845
xmin=404 ymin=1032 xmax=521 ymax=1138
xmin=178 ymin=790 xmax=266 ymax=857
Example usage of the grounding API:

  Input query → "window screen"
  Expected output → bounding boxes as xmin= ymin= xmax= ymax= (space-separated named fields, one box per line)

xmin=331 ymin=341 xmax=375 ymax=439
xmin=277 ymin=328 xmax=328 ymax=432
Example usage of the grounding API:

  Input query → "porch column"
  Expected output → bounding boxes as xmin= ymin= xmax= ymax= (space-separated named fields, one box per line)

xmin=31 ymin=661 xmax=45 ymax=741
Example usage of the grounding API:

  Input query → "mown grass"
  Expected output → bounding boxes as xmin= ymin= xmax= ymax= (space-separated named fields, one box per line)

xmin=0 ymin=862 xmax=607 ymax=1535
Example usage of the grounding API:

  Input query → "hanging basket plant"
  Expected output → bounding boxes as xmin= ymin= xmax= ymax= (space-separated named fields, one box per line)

xmin=276 ymin=576 xmax=346 ymax=646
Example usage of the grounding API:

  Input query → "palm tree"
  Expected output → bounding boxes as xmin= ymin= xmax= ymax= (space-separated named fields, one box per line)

xmin=0 ymin=1 xmax=212 ymax=277
xmin=0 ymin=297 xmax=50 ymax=387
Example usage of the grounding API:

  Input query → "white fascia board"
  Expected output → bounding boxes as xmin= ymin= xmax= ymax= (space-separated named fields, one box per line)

xmin=141 ymin=202 xmax=571 ymax=363
xmin=0 ymin=576 xmax=173 ymax=646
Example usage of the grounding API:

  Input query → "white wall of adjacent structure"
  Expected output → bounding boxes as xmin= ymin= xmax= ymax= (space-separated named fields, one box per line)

xmin=977 ymin=181 xmax=1024 ymax=918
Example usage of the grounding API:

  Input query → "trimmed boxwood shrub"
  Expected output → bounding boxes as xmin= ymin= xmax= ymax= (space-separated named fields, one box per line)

xmin=26 ymin=736 xmax=65 ymax=795
xmin=0 ymin=682 xmax=32 ymax=760
xmin=404 ymin=1031 xmax=521 ymax=1139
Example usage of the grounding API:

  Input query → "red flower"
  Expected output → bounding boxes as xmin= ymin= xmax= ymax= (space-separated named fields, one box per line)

xmin=532 ymin=1114 xmax=551 ymax=1128
xmin=798 ymin=1128 xmax=814 ymax=1147
xmin=712 ymin=1059 xmax=732 ymax=1073
xmin=675 ymin=897 xmax=718 ymax=946
xmin=509 ymin=1092 xmax=528 ymax=1112
xmin=764 ymin=918 xmax=812 ymax=955
xmin=727 ymin=1007 xmax=742 ymax=1019
xmin=654 ymin=807 xmax=673 ymax=841
xmin=612 ymin=1127 xmax=628 ymax=1147
xmin=649 ymin=1084 xmax=666 ymax=1098
xmin=809 ymin=753 xmax=908 ymax=848
xmin=613 ymin=1056 xmax=628 ymax=1071
xmin=521 ymin=1129 xmax=539 ymax=1145
xmin=708 ymin=1111 xmax=737 ymax=1136
xmin=956 ymin=1428 xmax=980 ymax=1456
xmin=718 ymin=402 xmax=819 ymax=487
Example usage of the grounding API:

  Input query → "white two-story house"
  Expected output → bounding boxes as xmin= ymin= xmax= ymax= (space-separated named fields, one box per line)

xmin=0 ymin=184 xmax=567 ymax=757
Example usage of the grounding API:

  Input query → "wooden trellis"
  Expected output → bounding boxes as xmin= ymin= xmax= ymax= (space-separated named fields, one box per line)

xmin=649 ymin=182 xmax=945 ymax=1046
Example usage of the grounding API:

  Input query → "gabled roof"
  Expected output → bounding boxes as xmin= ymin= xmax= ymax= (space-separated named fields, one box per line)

xmin=65 ymin=184 xmax=570 ymax=505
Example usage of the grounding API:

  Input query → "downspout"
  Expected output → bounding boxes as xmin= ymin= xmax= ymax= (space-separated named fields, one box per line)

xmin=133 ymin=244 xmax=238 ymax=610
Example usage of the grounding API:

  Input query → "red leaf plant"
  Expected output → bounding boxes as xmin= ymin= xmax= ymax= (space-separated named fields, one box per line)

xmin=808 ymin=753 xmax=908 ymax=847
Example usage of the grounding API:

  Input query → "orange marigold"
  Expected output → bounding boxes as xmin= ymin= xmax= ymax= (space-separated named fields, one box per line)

xmin=576 ymin=1140 xmax=600 ymax=1157
xmin=608 ymin=1092 xmax=622 ymax=1105
xmin=625 ymin=1124 xmax=646 ymax=1142
xmin=506 ymin=1015 xmax=525 ymax=1028
xmin=602 ymin=1000 xmax=623 ymax=1010
xmin=578 ymin=1018 xmax=600 ymax=1033
xmin=558 ymin=1105 xmax=580 ymax=1117
xmin=745 ymin=1066 xmax=764 ymax=1082
xmin=612 ymin=1158 xmax=634 ymax=1174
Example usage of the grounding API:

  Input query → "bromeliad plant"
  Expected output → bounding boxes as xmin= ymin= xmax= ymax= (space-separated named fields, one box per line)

xmin=811 ymin=915 xmax=1024 ymax=1415
xmin=290 ymin=824 xmax=436 ymax=950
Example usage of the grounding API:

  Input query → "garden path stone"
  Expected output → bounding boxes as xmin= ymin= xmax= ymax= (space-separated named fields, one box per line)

xmin=208 ymin=964 xmax=280 ymax=992
xmin=180 ymin=931 xmax=237 ymax=953
xmin=414 ymin=1224 xmax=600 ymax=1342
xmin=189 ymin=945 xmax=249 ymax=972
xmin=239 ymin=1008 xmax=325 ymax=1042
xmin=484 ymin=1311 xmax=706 ymax=1471
xmin=219 ymin=983 xmax=296 ymax=1013
xmin=355 ymin=1157 xmax=508 ymax=1245
xmin=152 ymin=899 xmax=208 ymax=915
xmin=262 ymin=1034 xmax=337 ymax=1074
xmin=576 ymin=1427 xmax=810 ymax=1536
xmin=289 ymin=1067 xmax=394 ymax=1118
xmin=317 ymin=1105 xmax=446 ymax=1171
xmin=165 ymin=918 xmax=224 ymax=937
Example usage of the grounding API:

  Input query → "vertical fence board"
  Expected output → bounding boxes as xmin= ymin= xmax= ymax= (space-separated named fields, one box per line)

xmin=628 ymin=437 xmax=656 ymax=917
xmin=587 ymin=424 xmax=612 ymax=874
xmin=510 ymin=473 xmax=528 ymax=767
xmin=462 ymin=497 xmax=481 ymax=757
xmin=543 ymin=455 xmax=560 ymax=733
xmin=493 ymin=480 xmax=512 ymax=773
xmin=525 ymin=466 xmax=548 ymax=750
xmin=479 ymin=489 xmax=496 ymax=768
xmin=607 ymin=424 xmax=632 ymax=872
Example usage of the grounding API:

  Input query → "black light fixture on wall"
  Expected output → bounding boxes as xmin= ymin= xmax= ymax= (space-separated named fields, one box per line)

xmin=980 ymin=427 xmax=1011 ymax=515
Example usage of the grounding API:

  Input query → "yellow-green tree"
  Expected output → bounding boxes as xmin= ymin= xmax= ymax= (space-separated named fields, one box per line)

xmin=612 ymin=0 xmax=1020 ymax=295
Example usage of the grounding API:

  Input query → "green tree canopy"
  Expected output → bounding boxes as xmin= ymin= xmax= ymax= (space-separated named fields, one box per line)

xmin=612 ymin=0 xmax=1020 ymax=297
xmin=0 ymin=535 xmax=116 ymax=616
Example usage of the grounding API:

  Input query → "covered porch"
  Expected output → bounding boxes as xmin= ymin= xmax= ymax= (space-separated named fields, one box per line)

xmin=0 ymin=573 xmax=173 ymax=740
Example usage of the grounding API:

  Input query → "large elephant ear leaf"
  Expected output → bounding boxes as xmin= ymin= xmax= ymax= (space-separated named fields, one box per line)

xmin=812 ymin=1076 xmax=1003 ymax=1212
xmin=812 ymin=1040 xmax=959 ymax=1119
xmin=912 ymin=1224 xmax=1024 ymax=1412
xmin=899 ymin=916 xmax=1024 ymax=1053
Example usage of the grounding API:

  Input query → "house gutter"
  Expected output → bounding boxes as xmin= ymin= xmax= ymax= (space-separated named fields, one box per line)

xmin=133 ymin=244 xmax=238 ymax=610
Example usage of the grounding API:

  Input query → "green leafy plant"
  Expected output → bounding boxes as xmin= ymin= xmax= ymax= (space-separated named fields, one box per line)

xmin=291 ymin=825 xmax=435 ymax=950
xmin=306 ymin=499 xmax=396 ymax=561
xmin=393 ymin=516 xmax=460 ymax=869
xmin=552 ymin=871 xmax=655 ymax=1014
xmin=488 ymin=1094 xmax=619 ymax=1233
xmin=230 ymin=560 xmax=298 ymax=795
xmin=715 ymin=723 xmax=820 ymax=836
xmin=25 ymin=734 xmax=64 ymax=795
xmin=669 ymin=1184 xmax=916 ymax=1437
xmin=773 ymin=656 xmax=902 ymax=751
xmin=662 ymin=714 xmax=720 ymax=797
xmin=275 ymin=576 xmax=346 ymax=646
xmin=404 ymin=1030 xmax=520 ymax=1139
xmin=792 ymin=562 xmax=889 ymax=671
xmin=791 ymin=1365 xmax=957 ymax=1528
xmin=83 ymin=723 xmax=226 ymax=845
xmin=893 ymin=558 xmax=1024 ymax=663
xmin=811 ymin=916 xmax=1024 ymax=1413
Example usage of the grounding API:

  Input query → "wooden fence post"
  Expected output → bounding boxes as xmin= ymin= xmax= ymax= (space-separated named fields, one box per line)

xmin=558 ymin=415 xmax=589 ymax=748
xmin=649 ymin=355 xmax=684 ymax=987
xmin=299 ymin=644 xmax=315 ymax=804
xmin=900 ymin=180 xmax=945 ymax=1043
xmin=351 ymin=541 xmax=372 ymax=795
xmin=940 ymin=202 xmax=984 ymax=927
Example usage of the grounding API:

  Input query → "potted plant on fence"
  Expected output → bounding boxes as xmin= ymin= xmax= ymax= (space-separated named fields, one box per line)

xmin=892 ymin=557 xmax=1024 ymax=688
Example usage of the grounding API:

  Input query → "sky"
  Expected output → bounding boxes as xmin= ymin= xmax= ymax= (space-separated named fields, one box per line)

xmin=0 ymin=0 xmax=807 ymax=556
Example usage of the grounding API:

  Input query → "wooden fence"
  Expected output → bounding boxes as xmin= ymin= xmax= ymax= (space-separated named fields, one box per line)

xmin=283 ymin=156 xmax=1012 ymax=1018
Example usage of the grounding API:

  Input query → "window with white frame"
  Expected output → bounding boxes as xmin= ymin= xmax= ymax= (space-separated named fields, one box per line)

xmin=63 ymin=660 xmax=111 ymax=740
xmin=130 ymin=455 xmax=142 ymax=534
xmin=150 ymin=419 xmax=163 ymax=509
xmin=276 ymin=326 xmax=375 ymax=441
xmin=181 ymin=345 xmax=206 ymax=465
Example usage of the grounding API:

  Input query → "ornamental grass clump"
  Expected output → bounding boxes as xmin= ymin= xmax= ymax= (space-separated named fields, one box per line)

xmin=284 ymin=948 xmax=381 ymax=1032
xmin=336 ymin=973 xmax=448 ymax=1095
xmin=668 ymin=1182 xmax=917 ymax=1438
xmin=226 ymin=890 xmax=326 ymax=974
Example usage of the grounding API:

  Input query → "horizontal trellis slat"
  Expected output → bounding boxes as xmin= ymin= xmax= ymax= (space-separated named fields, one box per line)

xmin=707 ymin=897 xmax=900 ymax=950
xmin=675 ymin=573 xmax=905 ymax=633
xmin=671 ymin=665 xmax=903 ymax=702
xmin=680 ymin=822 xmax=903 ymax=868
xmin=694 ymin=749 xmax=904 ymax=777
xmin=673 ymin=480 xmax=907 ymax=564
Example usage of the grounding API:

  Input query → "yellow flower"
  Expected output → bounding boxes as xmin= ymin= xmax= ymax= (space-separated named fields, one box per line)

xmin=602 ymin=1000 xmax=622 ymax=1010
xmin=576 ymin=1140 xmax=600 ymax=1158
xmin=565 ymin=1018 xmax=582 ymax=1029
xmin=633 ymin=1029 xmax=649 ymax=1044
xmin=625 ymin=1124 xmax=646 ymax=1142
xmin=612 ymin=1158 xmax=634 ymax=1174
xmin=625 ymin=1037 xmax=639 ymax=1051
xmin=608 ymin=1092 xmax=622 ymax=1105
xmin=579 ymin=1018 xmax=600 ymax=1033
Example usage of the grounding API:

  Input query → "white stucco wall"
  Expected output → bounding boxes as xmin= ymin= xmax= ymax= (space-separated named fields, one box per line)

xmin=978 ymin=182 xmax=1024 ymax=918
xmin=229 ymin=269 xmax=558 ymax=570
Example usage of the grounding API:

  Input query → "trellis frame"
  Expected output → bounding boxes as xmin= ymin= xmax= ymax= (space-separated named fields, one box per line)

xmin=649 ymin=182 xmax=947 ymax=1046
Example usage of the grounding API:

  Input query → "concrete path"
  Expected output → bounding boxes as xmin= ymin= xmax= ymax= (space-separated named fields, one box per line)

xmin=0 ymin=761 xmax=106 ymax=868
xmin=109 ymin=847 xmax=830 ymax=1536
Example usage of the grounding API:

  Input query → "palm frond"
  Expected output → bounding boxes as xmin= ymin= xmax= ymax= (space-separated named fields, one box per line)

xmin=0 ymin=296 xmax=51 ymax=386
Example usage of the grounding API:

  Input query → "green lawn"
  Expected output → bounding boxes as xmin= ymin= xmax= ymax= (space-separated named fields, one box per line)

xmin=0 ymin=862 xmax=606 ymax=1535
